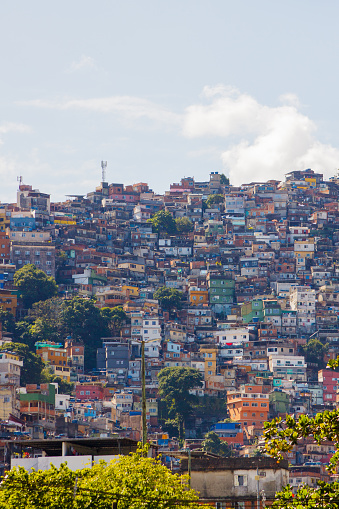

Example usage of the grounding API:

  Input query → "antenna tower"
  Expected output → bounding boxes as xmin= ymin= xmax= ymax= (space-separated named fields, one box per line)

xmin=101 ymin=161 xmax=107 ymax=183
xmin=17 ymin=176 xmax=23 ymax=187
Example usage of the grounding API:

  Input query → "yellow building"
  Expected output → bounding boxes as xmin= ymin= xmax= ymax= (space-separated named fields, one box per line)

xmin=294 ymin=238 xmax=315 ymax=272
xmin=118 ymin=262 xmax=145 ymax=274
xmin=122 ymin=285 xmax=139 ymax=298
xmin=50 ymin=364 xmax=71 ymax=382
xmin=305 ymin=177 xmax=317 ymax=188
xmin=200 ymin=345 xmax=218 ymax=379
xmin=0 ymin=211 xmax=10 ymax=232
xmin=35 ymin=342 xmax=70 ymax=382
xmin=0 ymin=384 xmax=20 ymax=420
xmin=189 ymin=288 xmax=209 ymax=306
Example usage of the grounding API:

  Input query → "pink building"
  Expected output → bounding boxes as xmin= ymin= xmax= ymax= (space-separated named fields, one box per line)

xmin=318 ymin=369 xmax=339 ymax=404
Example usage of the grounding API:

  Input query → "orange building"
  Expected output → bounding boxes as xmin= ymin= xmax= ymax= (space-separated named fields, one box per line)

xmin=227 ymin=384 xmax=269 ymax=428
xmin=0 ymin=231 xmax=10 ymax=263
xmin=35 ymin=341 xmax=70 ymax=381
xmin=189 ymin=287 xmax=209 ymax=305
xmin=0 ymin=289 xmax=18 ymax=315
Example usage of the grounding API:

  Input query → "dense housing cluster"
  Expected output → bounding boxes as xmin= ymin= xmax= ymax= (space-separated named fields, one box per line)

xmin=0 ymin=168 xmax=339 ymax=496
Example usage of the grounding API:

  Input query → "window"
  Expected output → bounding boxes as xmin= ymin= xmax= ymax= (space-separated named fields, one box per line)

xmin=234 ymin=474 xmax=247 ymax=487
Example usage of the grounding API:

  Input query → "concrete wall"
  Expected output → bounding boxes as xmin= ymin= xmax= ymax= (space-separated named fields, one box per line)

xmin=11 ymin=454 xmax=120 ymax=472
xmin=191 ymin=467 xmax=288 ymax=499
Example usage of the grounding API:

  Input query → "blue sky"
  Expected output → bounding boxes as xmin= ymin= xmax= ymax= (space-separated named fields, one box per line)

xmin=1 ymin=0 xmax=339 ymax=202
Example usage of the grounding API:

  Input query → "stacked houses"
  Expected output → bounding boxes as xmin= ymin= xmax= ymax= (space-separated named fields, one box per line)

xmin=0 ymin=168 xmax=338 ymax=490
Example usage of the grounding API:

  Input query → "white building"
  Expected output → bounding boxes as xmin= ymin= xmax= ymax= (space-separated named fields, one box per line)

xmin=268 ymin=354 xmax=307 ymax=381
xmin=112 ymin=390 xmax=134 ymax=412
xmin=0 ymin=351 xmax=23 ymax=386
xmin=289 ymin=286 xmax=316 ymax=333
xmin=214 ymin=327 xmax=249 ymax=344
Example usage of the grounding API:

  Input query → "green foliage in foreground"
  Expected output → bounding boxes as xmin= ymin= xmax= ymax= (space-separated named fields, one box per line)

xmin=0 ymin=447 xmax=206 ymax=508
xmin=264 ymin=406 xmax=339 ymax=508
xmin=272 ymin=482 xmax=339 ymax=509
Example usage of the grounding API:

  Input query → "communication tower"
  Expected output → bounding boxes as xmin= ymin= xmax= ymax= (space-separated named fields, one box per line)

xmin=101 ymin=161 xmax=107 ymax=183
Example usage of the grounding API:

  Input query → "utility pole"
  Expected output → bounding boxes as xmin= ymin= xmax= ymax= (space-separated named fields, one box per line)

xmin=141 ymin=340 xmax=147 ymax=449
xmin=256 ymin=468 xmax=260 ymax=509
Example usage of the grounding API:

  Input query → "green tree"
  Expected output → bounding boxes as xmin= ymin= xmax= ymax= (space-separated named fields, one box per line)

xmin=0 ymin=342 xmax=44 ymax=385
xmin=202 ymin=431 xmax=232 ymax=457
xmin=26 ymin=297 xmax=64 ymax=345
xmin=41 ymin=367 xmax=74 ymax=396
xmin=61 ymin=297 xmax=110 ymax=370
xmin=264 ymin=366 xmax=339 ymax=509
xmin=302 ymin=337 xmax=328 ymax=369
xmin=14 ymin=264 xmax=58 ymax=308
xmin=147 ymin=210 xmax=177 ymax=234
xmin=13 ymin=320 xmax=35 ymax=349
xmin=55 ymin=249 xmax=68 ymax=283
xmin=0 ymin=463 xmax=82 ymax=509
xmin=79 ymin=446 xmax=205 ymax=508
xmin=205 ymin=194 xmax=224 ymax=209
xmin=0 ymin=308 xmax=16 ymax=335
xmin=158 ymin=367 xmax=203 ymax=440
xmin=154 ymin=287 xmax=182 ymax=313
xmin=100 ymin=306 xmax=128 ymax=334
xmin=220 ymin=173 xmax=230 ymax=185
xmin=0 ymin=449 xmax=207 ymax=509
xmin=175 ymin=217 xmax=194 ymax=234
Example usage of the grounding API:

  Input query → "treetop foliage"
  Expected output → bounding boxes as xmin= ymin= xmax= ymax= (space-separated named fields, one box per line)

xmin=264 ymin=409 xmax=339 ymax=473
xmin=205 ymin=194 xmax=224 ymax=209
xmin=0 ymin=448 xmax=207 ymax=508
xmin=153 ymin=287 xmax=183 ymax=311
xmin=158 ymin=367 xmax=203 ymax=439
xmin=147 ymin=210 xmax=177 ymax=234
xmin=202 ymin=431 xmax=232 ymax=457
xmin=14 ymin=264 xmax=58 ymax=308
xmin=175 ymin=217 xmax=194 ymax=234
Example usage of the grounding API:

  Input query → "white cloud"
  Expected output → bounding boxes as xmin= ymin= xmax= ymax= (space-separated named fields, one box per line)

xmin=19 ymin=96 xmax=181 ymax=128
xmin=183 ymin=86 xmax=339 ymax=184
xmin=15 ymin=86 xmax=339 ymax=189
xmin=67 ymin=55 xmax=96 ymax=72
xmin=0 ymin=122 xmax=31 ymax=135
xmin=0 ymin=122 xmax=32 ymax=146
